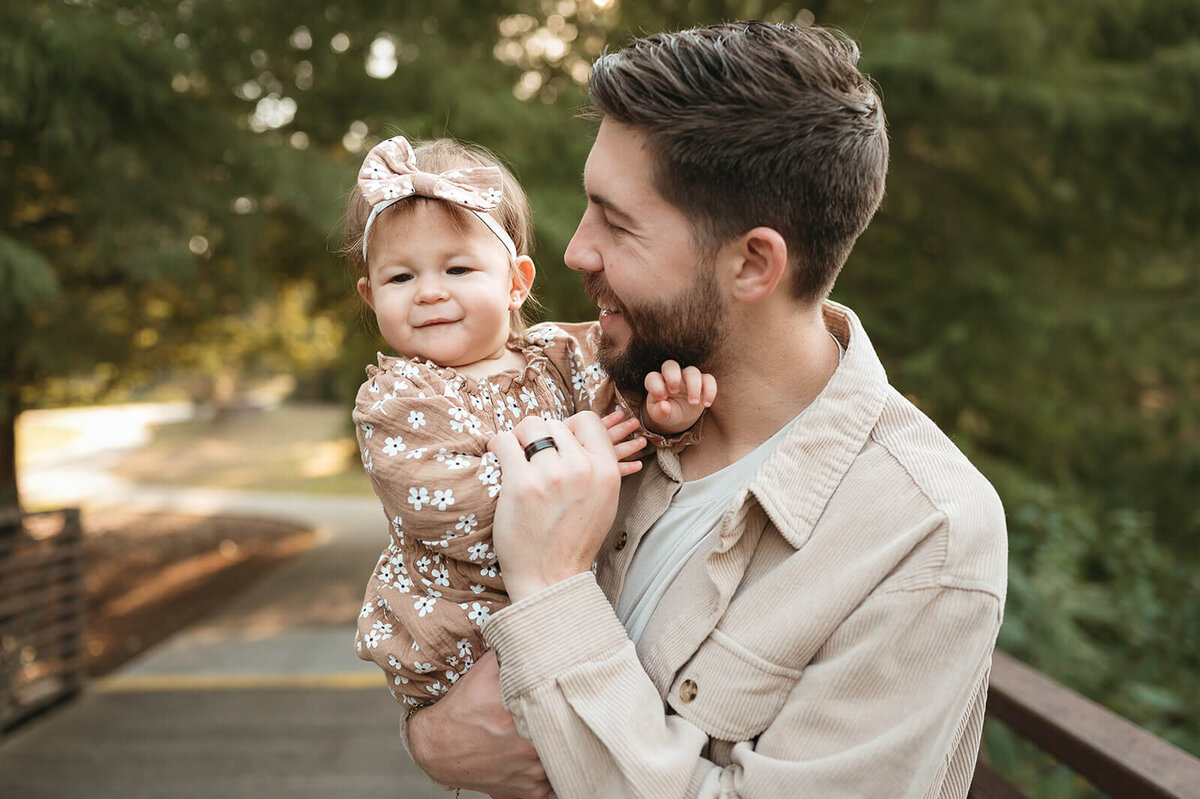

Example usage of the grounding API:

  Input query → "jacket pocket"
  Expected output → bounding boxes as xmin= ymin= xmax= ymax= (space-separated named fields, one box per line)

xmin=666 ymin=628 xmax=802 ymax=742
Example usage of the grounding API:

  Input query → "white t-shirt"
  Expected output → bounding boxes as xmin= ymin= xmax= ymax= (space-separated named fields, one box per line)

xmin=616 ymin=335 xmax=845 ymax=643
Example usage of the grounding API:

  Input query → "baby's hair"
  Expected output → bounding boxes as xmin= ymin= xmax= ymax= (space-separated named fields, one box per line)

xmin=343 ymin=136 xmax=539 ymax=331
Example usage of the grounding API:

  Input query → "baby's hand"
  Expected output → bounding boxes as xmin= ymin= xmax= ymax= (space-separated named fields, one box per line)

xmin=643 ymin=360 xmax=717 ymax=434
xmin=601 ymin=410 xmax=648 ymax=477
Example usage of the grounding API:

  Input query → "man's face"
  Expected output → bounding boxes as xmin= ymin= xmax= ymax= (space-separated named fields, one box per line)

xmin=565 ymin=119 xmax=727 ymax=391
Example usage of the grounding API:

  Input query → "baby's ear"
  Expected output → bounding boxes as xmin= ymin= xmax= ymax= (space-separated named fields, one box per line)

xmin=510 ymin=256 xmax=536 ymax=308
xmin=356 ymin=276 xmax=376 ymax=310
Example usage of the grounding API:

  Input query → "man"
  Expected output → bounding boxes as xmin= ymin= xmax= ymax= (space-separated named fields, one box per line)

xmin=407 ymin=21 xmax=1007 ymax=799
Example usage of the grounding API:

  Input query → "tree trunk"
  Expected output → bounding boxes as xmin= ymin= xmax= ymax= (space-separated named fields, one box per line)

xmin=0 ymin=392 xmax=19 ymax=511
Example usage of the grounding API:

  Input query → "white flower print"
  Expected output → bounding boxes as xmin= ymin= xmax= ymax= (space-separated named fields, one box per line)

xmin=360 ymin=422 xmax=374 ymax=439
xmin=449 ymin=406 xmax=469 ymax=422
xmin=479 ymin=563 xmax=499 ymax=579
xmin=572 ymin=369 xmax=589 ymax=397
xmin=469 ymin=394 xmax=484 ymax=412
xmin=361 ymin=449 xmax=373 ymax=473
xmin=470 ymin=583 xmax=486 ymax=595
xmin=455 ymin=514 xmax=478 ymax=534
xmin=412 ymin=661 xmax=434 ymax=674
xmin=457 ymin=639 xmax=473 ymax=658
xmin=392 ymin=574 xmax=413 ymax=593
xmin=405 ymin=447 xmax=427 ymax=459
xmin=468 ymin=602 xmax=491 ymax=627
xmin=431 ymin=489 xmax=455 ymax=511
xmin=520 ymin=386 xmax=538 ymax=410
xmin=429 ymin=568 xmax=450 ymax=587
xmin=388 ymin=655 xmax=402 ymax=670
xmin=466 ymin=416 xmax=483 ymax=436
xmin=408 ymin=410 xmax=426 ymax=429
xmin=415 ymin=555 xmax=432 ymax=571
xmin=479 ymin=460 xmax=502 ymax=498
xmin=483 ymin=186 xmax=502 ymax=205
xmin=401 ymin=362 xmax=421 ymax=380
xmin=368 ymin=380 xmax=380 ymax=394
xmin=407 ymin=486 xmax=431 ymax=510
xmin=413 ymin=595 xmax=437 ymax=617
xmin=376 ymin=563 xmax=394 ymax=584
xmin=372 ymin=620 xmax=393 ymax=639
xmin=467 ymin=541 xmax=490 ymax=561
xmin=383 ymin=436 xmax=406 ymax=456
xmin=444 ymin=453 xmax=470 ymax=470
xmin=505 ymin=396 xmax=521 ymax=417
xmin=445 ymin=670 xmax=460 ymax=685
xmin=359 ymin=602 xmax=373 ymax=619
xmin=540 ymin=410 xmax=555 ymax=422
xmin=364 ymin=630 xmax=383 ymax=649
xmin=435 ymin=448 xmax=451 ymax=462
xmin=426 ymin=680 xmax=448 ymax=697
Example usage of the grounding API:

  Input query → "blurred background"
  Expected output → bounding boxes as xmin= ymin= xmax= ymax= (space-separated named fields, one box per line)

xmin=2 ymin=1 xmax=1197 ymax=797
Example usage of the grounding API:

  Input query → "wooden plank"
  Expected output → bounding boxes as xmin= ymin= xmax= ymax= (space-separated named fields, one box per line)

xmin=988 ymin=651 xmax=1200 ymax=799
xmin=968 ymin=762 xmax=1029 ymax=799
xmin=0 ymin=582 xmax=83 ymax=618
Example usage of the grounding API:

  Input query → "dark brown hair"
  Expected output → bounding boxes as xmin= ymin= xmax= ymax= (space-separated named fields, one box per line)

xmin=343 ymin=137 xmax=536 ymax=329
xmin=588 ymin=21 xmax=888 ymax=302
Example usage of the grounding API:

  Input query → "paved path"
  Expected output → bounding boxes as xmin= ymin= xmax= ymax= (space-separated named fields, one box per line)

xmin=1 ymin=404 xmax=486 ymax=798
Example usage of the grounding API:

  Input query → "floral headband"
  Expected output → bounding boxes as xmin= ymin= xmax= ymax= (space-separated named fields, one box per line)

xmin=358 ymin=135 xmax=518 ymax=262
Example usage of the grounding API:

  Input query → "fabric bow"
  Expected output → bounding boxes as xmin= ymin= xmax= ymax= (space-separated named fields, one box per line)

xmin=358 ymin=136 xmax=504 ymax=212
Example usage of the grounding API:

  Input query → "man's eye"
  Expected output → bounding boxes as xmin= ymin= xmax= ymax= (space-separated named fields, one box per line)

xmin=447 ymin=266 xmax=471 ymax=276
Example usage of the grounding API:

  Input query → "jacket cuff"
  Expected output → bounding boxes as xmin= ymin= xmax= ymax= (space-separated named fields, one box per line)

xmin=482 ymin=572 xmax=630 ymax=702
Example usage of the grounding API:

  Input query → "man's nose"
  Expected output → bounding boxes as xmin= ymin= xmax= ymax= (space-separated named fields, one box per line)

xmin=565 ymin=217 xmax=601 ymax=273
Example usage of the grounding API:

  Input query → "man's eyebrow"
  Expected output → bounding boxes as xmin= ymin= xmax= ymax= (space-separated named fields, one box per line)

xmin=586 ymin=190 xmax=635 ymax=225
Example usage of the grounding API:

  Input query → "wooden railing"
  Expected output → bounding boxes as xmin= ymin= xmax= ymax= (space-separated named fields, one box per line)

xmin=971 ymin=650 xmax=1200 ymax=799
xmin=0 ymin=507 xmax=87 ymax=732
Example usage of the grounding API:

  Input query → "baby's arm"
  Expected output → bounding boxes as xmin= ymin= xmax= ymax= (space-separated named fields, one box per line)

xmin=641 ymin=359 xmax=717 ymax=435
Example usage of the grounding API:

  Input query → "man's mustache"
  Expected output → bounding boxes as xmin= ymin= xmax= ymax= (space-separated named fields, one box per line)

xmin=582 ymin=273 xmax=626 ymax=314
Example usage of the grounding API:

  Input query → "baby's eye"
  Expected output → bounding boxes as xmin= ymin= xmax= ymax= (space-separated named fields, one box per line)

xmin=390 ymin=273 xmax=413 ymax=283
xmin=446 ymin=266 xmax=472 ymax=276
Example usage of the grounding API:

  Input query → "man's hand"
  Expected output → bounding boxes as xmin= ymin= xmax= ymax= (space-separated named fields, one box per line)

xmin=408 ymin=650 xmax=550 ymax=799
xmin=487 ymin=411 xmax=623 ymax=603
xmin=643 ymin=360 xmax=717 ymax=434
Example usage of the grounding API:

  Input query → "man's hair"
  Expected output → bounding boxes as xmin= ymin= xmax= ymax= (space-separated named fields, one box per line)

xmin=343 ymin=137 xmax=536 ymax=330
xmin=588 ymin=21 xmax=888 ymax=302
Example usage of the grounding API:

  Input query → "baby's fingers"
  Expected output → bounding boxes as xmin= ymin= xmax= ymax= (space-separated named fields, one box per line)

xmin=682 ymin=366 xmax=704 ymax=406
xmin=701 ymin=373 xmax=717 ymax=407
xmin=612 ymin=435 xmax=647 ymax=462
xmin=659 ymin=360 xmax=683 ymax=395
xmin=644 ymin=371 xmax=668 ymax=401
xmin=605 ymin=414 xmax=642 ymax=444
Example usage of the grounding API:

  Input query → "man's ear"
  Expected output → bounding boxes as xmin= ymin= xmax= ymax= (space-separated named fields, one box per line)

xmin=356 ymin=276 xmax=376 ymax=311
xmin=729 ymin=227 xmax=788 ymax=303
xmin=509 ymin=256 xmax=536 ymax=309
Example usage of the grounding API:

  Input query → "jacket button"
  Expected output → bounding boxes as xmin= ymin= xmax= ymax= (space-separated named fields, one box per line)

xmin=613 ymin=530 xmax=628 ymax=551
xmin=679 ymin=679 xmax=698 ymax=703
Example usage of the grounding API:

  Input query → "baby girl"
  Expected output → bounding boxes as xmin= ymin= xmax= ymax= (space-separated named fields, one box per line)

xmin=346 ymin=135 xmax=715 ymax=707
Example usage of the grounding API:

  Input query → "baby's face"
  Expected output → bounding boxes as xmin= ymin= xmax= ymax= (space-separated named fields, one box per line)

xmin=360 ymin=202 xmax=518 ymax=369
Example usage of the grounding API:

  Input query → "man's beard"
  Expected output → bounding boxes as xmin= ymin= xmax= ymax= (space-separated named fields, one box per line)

xmin=583 ymin=269 xmax=726 ymax=393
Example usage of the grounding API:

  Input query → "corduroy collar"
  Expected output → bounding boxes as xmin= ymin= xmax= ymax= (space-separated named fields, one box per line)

xmin=748 ymin=301 xmax=890 ymax=549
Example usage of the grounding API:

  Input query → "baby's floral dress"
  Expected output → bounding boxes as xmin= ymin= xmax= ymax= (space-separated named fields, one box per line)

xmin=352 ymin=322 xmax=699 ymax=706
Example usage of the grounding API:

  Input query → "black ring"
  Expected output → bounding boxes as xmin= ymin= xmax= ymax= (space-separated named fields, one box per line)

xmin=523 ymin=436 xmax=558 ymax=460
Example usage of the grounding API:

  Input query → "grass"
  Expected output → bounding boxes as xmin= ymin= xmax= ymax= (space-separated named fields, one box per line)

xmin=108 ymin=404 xmax=374 ymax=495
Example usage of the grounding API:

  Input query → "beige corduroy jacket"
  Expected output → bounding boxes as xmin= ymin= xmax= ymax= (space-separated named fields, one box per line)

xmin=480 ymin=301 xmax=1008 ymax=799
